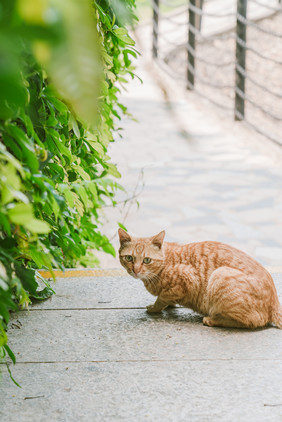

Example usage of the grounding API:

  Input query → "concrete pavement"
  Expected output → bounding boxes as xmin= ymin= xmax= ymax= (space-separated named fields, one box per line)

xmin=97 ymin=51 xmax=282 ymax=269
xmin=1 ymin=271 xmax=282 ymax=421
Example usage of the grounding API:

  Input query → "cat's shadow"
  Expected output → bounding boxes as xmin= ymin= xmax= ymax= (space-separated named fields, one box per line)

xmin=144 ymin=306 xmax=203 ymax=324
xmin=142 ymin=306 xmax=269 ymax=331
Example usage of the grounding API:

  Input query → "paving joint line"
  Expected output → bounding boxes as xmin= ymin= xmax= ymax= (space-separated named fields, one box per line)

xmin=2 ymin=358 xmax=282 ymax=365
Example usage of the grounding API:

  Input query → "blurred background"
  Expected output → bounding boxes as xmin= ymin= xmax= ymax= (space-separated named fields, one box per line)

xmin=97 ymin=0 xmax=282 ymax=268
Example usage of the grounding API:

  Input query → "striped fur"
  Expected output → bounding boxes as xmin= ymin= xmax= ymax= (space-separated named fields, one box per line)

xmin=118 ymin=229 xmax=282 ymax=329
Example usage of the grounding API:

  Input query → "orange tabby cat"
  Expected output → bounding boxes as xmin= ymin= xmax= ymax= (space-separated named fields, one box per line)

xmin=118 ymin=228 xmax=282 ymax=329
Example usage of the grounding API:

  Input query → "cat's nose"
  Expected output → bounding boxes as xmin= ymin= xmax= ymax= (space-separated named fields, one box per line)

xmin=133 ymin=265 xmax=141 ymax=275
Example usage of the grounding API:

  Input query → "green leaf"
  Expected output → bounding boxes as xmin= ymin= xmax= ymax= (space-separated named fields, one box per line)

xmin=49 ymin=129 xmax=73 ymax=162
xmin=8 ymin=203 xmax=34 ymax=225
xmin=51 ymin=196 xmax=60 ymax=221
xmin=86 ymin=138 xmax=105 ymax=157
xmin=95 ymin=3 xmax=112 ymax=27
xmin=63 ymin=189 xmax=75 ymax=208
xmin=0 ymin=278 xmax=9 ymax=291
xmin=5 ymin=124 xmax=38 ymax=172
xmin=5 ymin=363 xmax=22 ymax=388
xmin=47 ymin=96 xmax=69 ymax=114
xmin=124 ymin=48 xmax=138 ymax=58
xmin=33 ymin=0 xmax=102 ymax=127
xmin=47 ymin=163 xmax=65 ymax=181
xmin=0 ymin=325 xmax=7 ymax=348
xmin=88 ymin=182 xmax=98 ymax=203
xmin=4 ymin=344 xmax=16 ymax=364
xmin=30 ymin=286 xmax=54 ymax=300
xmin=7 ymin=204 xmax=50 ymax=233
xmin=102 ymin=242 xmax=116 ymax=257
xmin=77 ymin=185 xmax=88 ymax=209
xmin=101 ymin=50 xmax=113 ymax=66
xmin=106 ymin=163 xmax=121 ymax=178
xmin=118 ymin=222 xmax=127 ymax=231
xmin=69 ymin=114 xmax=80 ymax=138
xmin=73 ymin=165 xmax=90 ymax=181
xmin=0 ymin=144 xmax=24 ymax=177
xmin=0 ymin=304 xmax=10 ymax=324
xmin=0 ymin=37 xmax=28 ymax=120
xmin=14 ymin=264 xmax=38 ymax=295
xmin=0 ymin=214 xmax=11 ymax=236
xmin=113 ymin=28 xmax=135 ymax=46
xmin=25 ymin=219 xmax=50 ymax=234
xmin=29 ymin=250 xmax=53 ymax=273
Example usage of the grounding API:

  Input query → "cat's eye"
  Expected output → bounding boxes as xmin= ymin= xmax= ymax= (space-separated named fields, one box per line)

xmin=143 ymin=257 xmax=152 ymax=264
xmin=124 ymin=255 xmax=133 ymax=262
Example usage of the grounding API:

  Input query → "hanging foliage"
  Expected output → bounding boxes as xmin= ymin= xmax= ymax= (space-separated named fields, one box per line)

xmin=0 ymin=0 xmax=138 ymax=373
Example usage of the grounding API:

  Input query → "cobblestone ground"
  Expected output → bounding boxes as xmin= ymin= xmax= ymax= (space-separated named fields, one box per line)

xmin=97 ymin=48 xmax=282 ymax=269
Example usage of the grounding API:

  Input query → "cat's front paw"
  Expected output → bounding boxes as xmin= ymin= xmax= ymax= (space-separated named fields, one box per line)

xmin=146 ymin=304 xmax=162 ymax=314
xmin=203 ymin=317 xmax=214 ymax=327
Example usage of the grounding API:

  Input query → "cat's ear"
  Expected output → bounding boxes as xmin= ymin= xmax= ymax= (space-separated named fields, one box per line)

xmin=118 ymin=228 xmax=132 ymax=245
xmin=151 ymin=230 xmax=165 ymax=249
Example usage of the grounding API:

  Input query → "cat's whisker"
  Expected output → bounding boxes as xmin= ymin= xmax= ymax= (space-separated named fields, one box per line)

xmin=144 ymin=273 xmax=161 ymax=290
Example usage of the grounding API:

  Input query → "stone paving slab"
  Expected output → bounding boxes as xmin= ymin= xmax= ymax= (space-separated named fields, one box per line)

xmin=4 ymin=274 xmax=282 ymax=364
xmin=32 ymin=275 xmax=151 ymax=310
xmin=6 ymin=308 xmax=282 ymax=363
xmin=32 ymin=273 xmax=282 ymax=310
xmin=1 ymin=361 xmax=282 ymax=422
xmin=1 ymin=274 xmax=282 ymax=421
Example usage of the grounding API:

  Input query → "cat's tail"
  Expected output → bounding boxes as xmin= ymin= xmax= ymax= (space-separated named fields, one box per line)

xmin=273 ymin=303 xmax=282 ymax=329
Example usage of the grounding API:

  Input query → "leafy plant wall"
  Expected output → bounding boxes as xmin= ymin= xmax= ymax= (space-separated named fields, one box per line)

xmin=0 ymin=0 xmax=138 ymax=368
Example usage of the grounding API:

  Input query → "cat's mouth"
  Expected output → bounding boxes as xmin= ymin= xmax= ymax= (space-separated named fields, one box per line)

xmin=138 ymin=273 xmax=151 ymax=282
xmin=129 ymin=270 xmax=146 ymax=280
xmin=126 ymin=269 xmax=138 ymax=279
xmin=131 ymin=272 xmax=143 ymax=280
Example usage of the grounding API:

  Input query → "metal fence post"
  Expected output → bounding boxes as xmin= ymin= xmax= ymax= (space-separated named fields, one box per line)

xmin=235 ymin=0 xmax=247 ymax=120
xmin=195 ymin=0 xmax=204 ymax=33
xmin=152 ymin=0 xmax=159 ymax=58
xmin=187 ymin=0 xmax=196 ymax=90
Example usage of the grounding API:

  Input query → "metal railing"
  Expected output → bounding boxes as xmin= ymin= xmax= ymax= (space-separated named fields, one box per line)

xmin=151 ymin=0 xmax=282 ymax=146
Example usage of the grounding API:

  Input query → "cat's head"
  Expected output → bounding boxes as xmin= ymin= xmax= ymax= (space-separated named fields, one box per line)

xmin=118 ymin=229 xmax=165 ymax=280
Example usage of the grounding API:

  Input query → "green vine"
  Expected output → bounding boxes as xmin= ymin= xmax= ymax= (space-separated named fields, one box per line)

xmin=0 ymin=0 xmax=138 ymax=376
